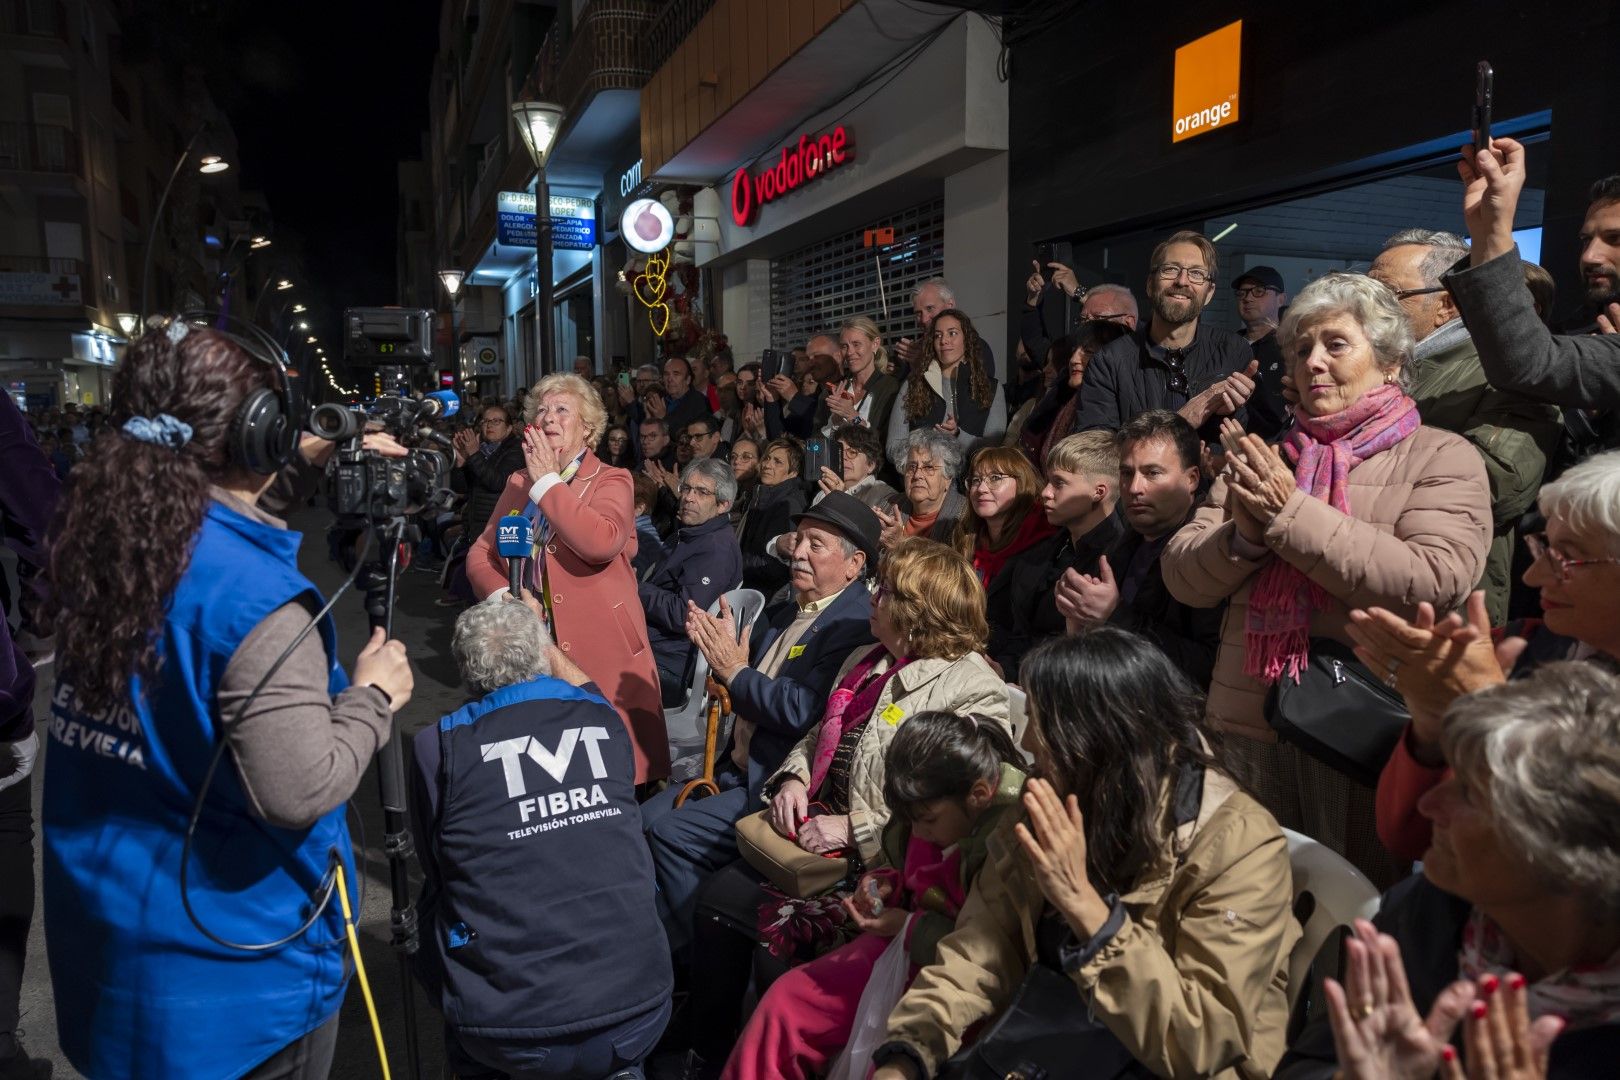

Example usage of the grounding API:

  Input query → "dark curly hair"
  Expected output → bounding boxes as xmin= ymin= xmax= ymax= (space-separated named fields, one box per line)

xmin=45 ymin=324 xmax=274 ymax=715
xmin=903 ymin=308 xmax=994 ymax=425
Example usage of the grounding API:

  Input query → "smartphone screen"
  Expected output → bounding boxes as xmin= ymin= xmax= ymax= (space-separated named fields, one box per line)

xmin=1472 ymin=61 xmax=1493 ymax=150
xmin=617 ymin=372 xmax=631 ymax=387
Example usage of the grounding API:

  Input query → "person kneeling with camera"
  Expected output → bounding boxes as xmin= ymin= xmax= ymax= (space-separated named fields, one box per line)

xmin=411 ymin=598 xmax=672 ymax=1079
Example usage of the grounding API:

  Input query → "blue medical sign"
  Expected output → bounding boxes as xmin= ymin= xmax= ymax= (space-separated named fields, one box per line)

xmin=496 ymin=191 xmax=597 ymax=251
xmin=549 ymin=195 xmax=597 ymax=251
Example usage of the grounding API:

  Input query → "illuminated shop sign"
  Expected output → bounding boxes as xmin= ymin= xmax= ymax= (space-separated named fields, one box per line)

xmin=1172 ymin=20 xmax=1242 ymax=143
xmin=730 ymin=125 xmax=853 ymax=227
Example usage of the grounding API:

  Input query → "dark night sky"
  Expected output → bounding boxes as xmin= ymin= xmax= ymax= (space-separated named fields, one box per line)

xmin=128 ymin=0 xmax=443 ymax=341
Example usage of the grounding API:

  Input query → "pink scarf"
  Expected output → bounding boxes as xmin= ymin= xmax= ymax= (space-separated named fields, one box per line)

xmin=1244 ymin=384 xmax=1420 ymax=684
xmin=807 ymin=645 xmax=910 ymax=797
xmin=1459 ymin=909 xmax=1620 ymax=1029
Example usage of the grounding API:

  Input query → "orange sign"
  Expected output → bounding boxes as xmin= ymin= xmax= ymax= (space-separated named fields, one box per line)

xmin=1172 ymin=20 xmax=1242 ymax=143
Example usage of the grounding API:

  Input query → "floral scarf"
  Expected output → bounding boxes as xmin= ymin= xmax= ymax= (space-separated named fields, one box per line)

xmin=1244 ymin=384 xmax=1420 ymax=684
xmin=1459 ymin=909 xmax=1620 ymax=1029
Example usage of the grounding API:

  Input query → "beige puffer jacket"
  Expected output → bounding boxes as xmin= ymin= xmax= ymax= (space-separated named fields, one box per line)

xmin=1160 ymin=425 xmax=1491 ymax=741
xmin=767 ymin=646 xmax=1009 ymax=866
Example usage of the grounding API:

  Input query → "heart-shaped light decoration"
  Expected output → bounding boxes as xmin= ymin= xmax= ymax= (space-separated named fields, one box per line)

xmin=632 ymin=272 xmax=667 ymax=309
xmin=648 ymin=302 xmax=671 ymax=337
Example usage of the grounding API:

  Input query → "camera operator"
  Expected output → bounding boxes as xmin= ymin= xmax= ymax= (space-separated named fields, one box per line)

xmin=411 ymin=598 xmax=669 ymax=1079
xmin=40 ymin=321 xmax=415 ymax=1078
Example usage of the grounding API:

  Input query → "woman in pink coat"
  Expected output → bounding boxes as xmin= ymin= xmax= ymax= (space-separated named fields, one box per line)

xmin=468 ymin=373 xmax=670 ymax=784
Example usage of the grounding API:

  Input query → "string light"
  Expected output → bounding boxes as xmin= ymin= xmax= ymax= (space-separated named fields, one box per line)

xmin=631 ymin=248 xmax=672 ymax=338
xmin=320 ymin=356 xmax=358 ymax=397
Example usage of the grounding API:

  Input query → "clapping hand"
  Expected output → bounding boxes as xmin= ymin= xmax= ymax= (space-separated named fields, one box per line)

xmin=521 ymin=425 xmax=561 ymax=482
xmin=1014 ymin=778 xmax=1111 ymax=936
xmin=646 ymin=459 xmax=679 ymax=494
xmin=825 ymin=388 xmax=861 ymax=422
xmin=685 ymin=596 xmax=747 ymax=682
xmin=452 ymin=427 xmax=480 ymax=463
xmin=1211 ymin=359 xmax=1261 ymax=417
xmin=1597 ymin=302 xmax=1620 ymax=335
xmin=895 ymin=336 xmax=918 ymax=364
xmin=1218 ymin=419 xmax=1295 ymax=537
xmin=1324 ymin=919 xmax=1475 ymax=1080
xmin=1450 ymin=971 xmax=1563 ymax=1080
xmin=1345 ymin=591 xmax=1509 ymax=764
xmin=642 ymin=392 xmax=667 ymax=420
xmin=1053 ymin=557 xmax=1118 ymax=629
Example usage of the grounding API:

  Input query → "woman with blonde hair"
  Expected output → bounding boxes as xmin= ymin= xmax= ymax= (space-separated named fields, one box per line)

xmin=817 ymin=315 xmax=902 ymax=440
xmin=468 ymin=372 xmax=668 ymax=784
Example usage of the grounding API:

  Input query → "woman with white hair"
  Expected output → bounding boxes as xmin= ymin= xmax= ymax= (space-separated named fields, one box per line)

xmin=468 ymin=373 xmax=668 ymax=785
xmin=1278 ymin=661 xmax=1620 ymax=1078
xmin=1161 ymin=272 xmax=1492 ymax=884
xmin=874 ymin=428 xmax=968 ymax=550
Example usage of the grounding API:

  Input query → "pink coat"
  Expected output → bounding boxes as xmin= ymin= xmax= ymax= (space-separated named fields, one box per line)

xmin=467 ymin=449 xmax=670 ymax=783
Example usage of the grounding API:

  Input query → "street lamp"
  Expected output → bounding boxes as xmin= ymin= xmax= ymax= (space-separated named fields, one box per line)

xmin=138 ymin=125 xmax=232 ymax=321
xmin=292 ymin=303 xmax=306 ymax=313
xmin=250 ymin=235 xmax=272 ymax=250
xmin=276 ymin=279 xmax=294 ymax=291
xmin=116 ymin=312 xmax=139 ymax=337
xmin=510 ymin=100 xmax=566 ymax=383
xmin=298 ymin=321 xmax=310 ymax=330
xmin=437 ymin=269 xmax=465 ymax=380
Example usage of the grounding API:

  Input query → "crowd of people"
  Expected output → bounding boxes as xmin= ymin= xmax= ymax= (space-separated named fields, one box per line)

xmin=3 ymin=138 xmax=1620 ymax=1079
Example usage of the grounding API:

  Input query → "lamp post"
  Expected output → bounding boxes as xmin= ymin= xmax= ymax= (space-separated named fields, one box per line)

xmin=510 ymin=100 xmax=566 ymax=384
xmin=437 ymin=269 xmax=464 ymax=384
xmin=139 ymin=125 xmax=230 ymax=324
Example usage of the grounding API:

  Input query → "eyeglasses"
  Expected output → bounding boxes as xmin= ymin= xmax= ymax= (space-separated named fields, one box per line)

xmin=1525 ymin=532 xmax=1620 ymax=582
xmin=1233 ymin=286 xmax=1279 ymax=299
xmin=480 ymin=418 xmax=509 ymax=427
xmin=677 ymin=484 xmax=717 ymax=499
xmin=678 ymin=431 xmax=713 ymax=443
xmin=1153 ymin=264 xmax=1211 ymax=285
xmin=1163 ymin=349 xmax=1189 ymax=397
xmin=966 ymin=472 xmax=1013 ymax=489
xmin=1392 ymin=286 xmax=1448 ymax=300
xmin=903 ymin=462 xmax=943 ymax=476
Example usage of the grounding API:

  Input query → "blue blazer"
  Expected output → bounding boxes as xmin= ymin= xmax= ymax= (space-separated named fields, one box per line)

xmin=725 ymin=582 xmax=874 ymax=805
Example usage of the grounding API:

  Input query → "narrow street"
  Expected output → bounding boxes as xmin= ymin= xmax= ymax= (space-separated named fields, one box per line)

xmin=18 ymin=506 xmax=467 ymax=1077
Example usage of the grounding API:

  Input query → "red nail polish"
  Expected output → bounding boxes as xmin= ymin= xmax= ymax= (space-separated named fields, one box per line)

xmin=1441 ymin=1045 xmax=1457 ymax=1063
xmin=1471 ymin=1001 xmax=1488 ymax=1019
xmin=1480 ymin=973 xmax=1500 ymax=996
xmin=1508 ymin=972 xmax=1526 ymax=991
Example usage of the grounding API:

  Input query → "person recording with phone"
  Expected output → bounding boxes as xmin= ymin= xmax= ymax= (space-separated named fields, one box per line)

xmin=40 ymin=319 xmax=415 ymax=1078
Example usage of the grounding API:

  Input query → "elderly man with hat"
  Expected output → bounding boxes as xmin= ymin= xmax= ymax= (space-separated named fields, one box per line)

xmin=640 ymin=491 xmax=880 ymax=952
xmin=1232 ymin=264 xmax=1292 ymax=437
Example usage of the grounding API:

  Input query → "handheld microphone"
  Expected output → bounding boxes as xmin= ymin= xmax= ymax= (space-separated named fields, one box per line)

xmin=424 ymin=389 xmax=461 ymax=418
xmin=497 ymin=511 xmax=534 ymax=598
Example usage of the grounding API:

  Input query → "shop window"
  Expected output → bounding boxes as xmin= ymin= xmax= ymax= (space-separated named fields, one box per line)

xmin=769 ymin=198 xmax=945 ymax=350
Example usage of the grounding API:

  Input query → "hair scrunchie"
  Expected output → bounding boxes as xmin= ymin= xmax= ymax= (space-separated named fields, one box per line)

xmin=121 ymin=414 xmax=193 ymax=451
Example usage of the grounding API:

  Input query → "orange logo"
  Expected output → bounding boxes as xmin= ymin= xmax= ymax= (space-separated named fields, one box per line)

xmin=1172 ymin=20 xmax=1242 ymax=143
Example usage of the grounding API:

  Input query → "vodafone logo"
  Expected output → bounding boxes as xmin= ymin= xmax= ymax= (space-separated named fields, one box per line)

xmin=731 ymin=125 xmax=853 ymax=227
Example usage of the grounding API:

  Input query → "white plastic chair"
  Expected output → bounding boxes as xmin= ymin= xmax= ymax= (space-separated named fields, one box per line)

xmin=1283 ymin=828 xmax=1382 ymax=1017
xmin=663 ymin=587 xmax=765 ymax=754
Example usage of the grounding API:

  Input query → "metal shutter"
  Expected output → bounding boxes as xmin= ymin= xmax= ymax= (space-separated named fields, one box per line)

xmin=769 ymin=198 xmax=945 ymax=349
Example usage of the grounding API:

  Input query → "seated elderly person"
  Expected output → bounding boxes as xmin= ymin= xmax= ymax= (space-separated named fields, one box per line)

xmin=1279 ymin=661 xmax=1620 ymax=1078
xmin=677 ymin=537 xmax=1010 ymax=1076
xmin=409 ymin=599 xmax=670 ymax=1079
xmin=766 ymin=424 xmax=901 ymax=568
xmin=639 ymin=458 xmax=743 ymax=708
xmin=1162 ymin=271 xmax=1492 ymax=886
xmin=640 ymin=492 xmax=880 ymax=952
xmin=875 ymin=428 xmax=968 ymax=550
xmin=1344 ymin=448 xmax=1620 ymax=861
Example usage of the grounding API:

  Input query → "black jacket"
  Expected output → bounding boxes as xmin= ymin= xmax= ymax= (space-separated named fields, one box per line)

xmin=990 ymin=510 xmax=1128 ymax=682
xmin=737 ymin=480 xmax=806 ymax=597
xmin=460 ymin=436 xmax=525 ymax=537
xmin=1076 ymin=324 xmax=1253 ymax=441
xmin=724 ymin=584 xmax=876 ymax=804
xmin=1107 ymin=513 xmax=1223 ymax=691
xmin=1245 ymin=330 xmax=1292 ymax=440
xmin=0 ymin=393 xmax=59 ymax=742
xmin=639 ymin=514 xmax=743 ymax=679
xmin=1279 ymin=873 xmax=1620 ymax=1079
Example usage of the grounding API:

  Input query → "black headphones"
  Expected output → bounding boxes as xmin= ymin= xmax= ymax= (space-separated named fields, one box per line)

xmin=171 ymin=310 xmax=306 ymax=475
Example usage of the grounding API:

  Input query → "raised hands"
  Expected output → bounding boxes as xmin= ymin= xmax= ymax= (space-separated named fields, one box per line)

xmin=685 ymin=595 xmax=747 ymax=682
xmin=1218 ymin=418 xmax=1296 ymax=540
xmin=1449 ymin=972 xmax=1563 ymax=1080
xmin=521 ymin=425 xmax=561 ymax=483
xmin=1053 ymin=556 xmax=1118 ymax=631
xmin=1013 ymin=778 xmax=1111 ymax=936
xmin=873 ymin=501 xmax=909 ymax=550
xmin=1458 ymin=136 xmax=1527 ymax=265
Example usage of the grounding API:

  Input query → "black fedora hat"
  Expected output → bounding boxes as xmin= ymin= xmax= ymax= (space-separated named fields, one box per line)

xmin=792 ymin=491 xmax=881 ymax=564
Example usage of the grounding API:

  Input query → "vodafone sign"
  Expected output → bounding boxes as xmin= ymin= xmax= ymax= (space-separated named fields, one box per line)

xmin=730 ymin=125 xmax=853 ymax=227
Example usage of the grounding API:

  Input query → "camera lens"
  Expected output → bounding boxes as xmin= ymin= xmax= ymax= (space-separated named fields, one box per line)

xmin=310 ymin=403 xmax=362 ymax=441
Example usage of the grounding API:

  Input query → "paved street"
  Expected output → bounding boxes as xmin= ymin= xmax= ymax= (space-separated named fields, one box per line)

xmin=16 ymin=504 xmax=469 ymax=1078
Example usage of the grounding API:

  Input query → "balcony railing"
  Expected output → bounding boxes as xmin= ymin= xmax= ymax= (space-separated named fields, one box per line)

xmin=0 ymin=122 xmax=81 ymax=176
xmin=644 ymin=0 xmax=715 ymax=75
xmin=528 ymin=0 xmax=659 ymax=125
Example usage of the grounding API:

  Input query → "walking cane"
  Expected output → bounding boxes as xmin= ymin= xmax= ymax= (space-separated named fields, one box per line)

xmin=674 ymin=677 xmax=730 ymax=807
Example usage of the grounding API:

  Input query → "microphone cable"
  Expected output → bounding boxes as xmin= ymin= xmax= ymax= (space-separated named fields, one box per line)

xmin=177 ymin=530 xmax=374 ymax=952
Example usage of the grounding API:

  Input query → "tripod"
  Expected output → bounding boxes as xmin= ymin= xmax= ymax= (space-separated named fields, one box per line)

xmin=356 ymin=518 xmax=424 ymax=1080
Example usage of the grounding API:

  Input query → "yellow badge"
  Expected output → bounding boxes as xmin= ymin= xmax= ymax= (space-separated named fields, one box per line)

xmin=787 ymin=644 xmax=806 ymax=659
xmin=880 ymin=703 xmax=906 ymax=726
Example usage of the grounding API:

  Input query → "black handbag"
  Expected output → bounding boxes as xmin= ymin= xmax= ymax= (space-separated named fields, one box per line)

xmin=1265 ymin=637 xmax=1410 ymax=787
xmin=938 ymin=963 xmax=1144 ymax=1080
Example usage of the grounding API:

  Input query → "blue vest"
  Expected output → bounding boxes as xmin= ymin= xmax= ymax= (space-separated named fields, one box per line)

xmin=42 ymin=500 xmax=354 ymax=1079
xmin=417 ymin=676 xmax=671 ymax=1039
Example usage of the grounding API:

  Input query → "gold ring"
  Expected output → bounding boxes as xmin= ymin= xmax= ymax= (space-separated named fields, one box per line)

xmin=1357 ymin=1001 xmax=1375 ymax=1020
xmin=1384 ymin=669 xmax=1399 ymax=690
